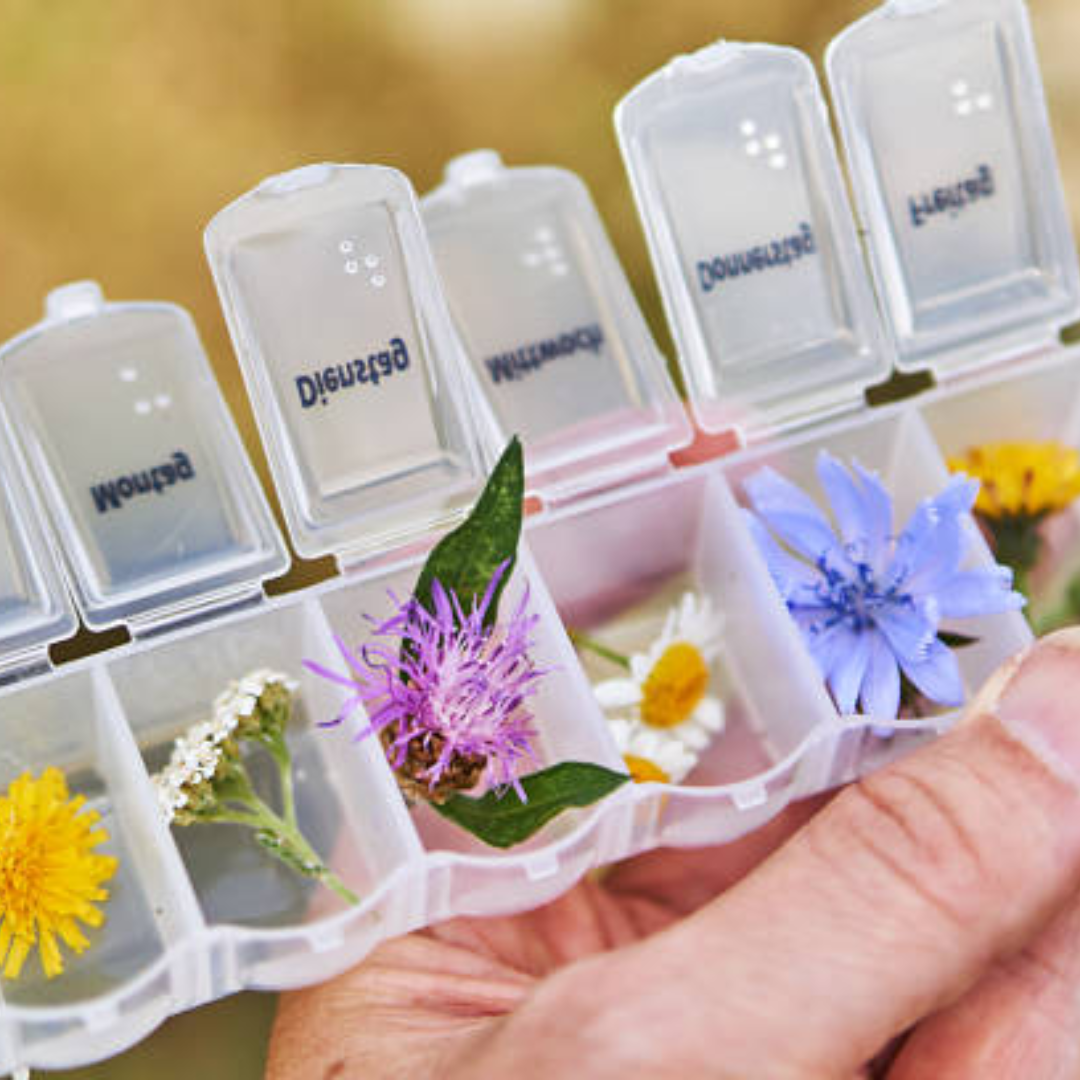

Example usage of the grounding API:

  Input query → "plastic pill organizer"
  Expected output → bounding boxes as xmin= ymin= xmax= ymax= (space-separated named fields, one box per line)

xmin=0 ymin=0 xmax=1072 ymax=1071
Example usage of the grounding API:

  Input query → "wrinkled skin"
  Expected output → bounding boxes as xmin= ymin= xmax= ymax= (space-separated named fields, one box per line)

xmin=268 ymin=631 xmax=1080 ymax=1079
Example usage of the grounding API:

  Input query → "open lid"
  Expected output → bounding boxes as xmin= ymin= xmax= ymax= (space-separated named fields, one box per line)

xmin=827 ymin=0 xmax=1080 ymax=377
xmin=205 ymin=163 xmax=489 ymax=563
xmin=421 ymin=150 xmax=691 ymax=501
xmin=0 ymin=282 xmax=288 ymax=633
xmin=0 ymin=403 xmax=76 ymax=668
xmin=615 ymin=42 xmax=890 ymax=439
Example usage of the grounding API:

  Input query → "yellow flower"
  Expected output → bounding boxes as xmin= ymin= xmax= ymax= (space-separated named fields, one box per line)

xmin=640 ymin=641 xmax=711 ymax=729
xmin=0 ymin=768 xmax=118 ymax=980
xmin=949 ymin=441 xmax=1080 ymax=520
xmin=623 ymin=755 xmax=670 ymax=785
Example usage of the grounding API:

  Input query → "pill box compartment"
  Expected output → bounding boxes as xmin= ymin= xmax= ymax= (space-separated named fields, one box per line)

xmin=915 ymin=352 xmax=1080 ymax=627
xmin=315 ymin=552 xmax=641 ymax=915
xmin=721 ymin=404 xmax=1035 ymax=704
xmin=108 ymin=601 xmax=417 ymax=927
xmin=527 ymin=467 xmax=841 ymax=848
xmin=0 ymin=666 xmax=204 ymax=1071
xmin=0 ymin=669 xmax=189 ymax=1009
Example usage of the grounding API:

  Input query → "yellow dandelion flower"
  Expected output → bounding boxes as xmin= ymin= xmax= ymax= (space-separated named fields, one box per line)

xmin=949 ymin=441 xmax=1080 ymax=520
xmin=0 ymin=767 xmax=118 ymax=980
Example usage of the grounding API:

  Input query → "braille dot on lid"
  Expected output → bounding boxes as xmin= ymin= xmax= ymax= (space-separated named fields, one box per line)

xmin=740 ymin=119 xmax=756 ymax=136
xmin=951 ymin=79 xmax=969 ymax=97
xmin=522 ymin=251 xmax=541 ymax=267
xmin=135 ymin=400 xmax=152 ymax=416
xmin=551 ymin=263 xmax=569 ymax=276
xmin=371 ymin=274 xmax=387 ymax=288
xmin=976 ymin=92 xmax=993 ymax=110
xmin=768 ymin=153 xmax=788 ymax=170
xmin=119 ymin=367 xmax=137 ymax=383
xmin=746 ymin=140 xmax=762 ymax=156
xmin=764 ymin=133 xmax=781 ymax=150
xmin=364 ymin=254 xmax=379 ymax=268
xmin=534 ymin=226 xmax=554 ymax=242
xmin=339 ymin=240 xmax=355 ymax=254
xmin=956 ymin=99 xmax=974 ymax=116
xmin=154 ymin=393 xmax=172 ymax=409
xmin=345 ymin=260 xmax=360 ymax=274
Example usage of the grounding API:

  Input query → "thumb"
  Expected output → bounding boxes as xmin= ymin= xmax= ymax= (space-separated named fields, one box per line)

xmin=464 ymin=630 xmax=1080 ymax=1079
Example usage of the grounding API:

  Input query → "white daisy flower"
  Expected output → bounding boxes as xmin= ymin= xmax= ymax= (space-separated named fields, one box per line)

xmin=607 ymin=718 xmax=698 ymax=784
xmin=585 ymin=593 xmax=726 ymax=785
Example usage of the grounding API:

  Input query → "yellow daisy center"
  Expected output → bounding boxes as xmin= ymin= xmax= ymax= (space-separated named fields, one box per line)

xmin=623 ymin=755 xmax=670 ymax=784
xmin=949 ymin=441 xmax=1080 ymax=519
xmin=0 ymin=767 xmax=118 ymax=980
xmin=640 ymin=642 xmax=710 ymax=729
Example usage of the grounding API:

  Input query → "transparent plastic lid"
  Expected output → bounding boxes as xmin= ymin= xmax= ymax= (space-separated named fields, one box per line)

xmin=615 ymin=42 xmax=889 ymax=437
xmin=827 ymin=0 xmax=1080 ymax=376
xmin=205 ymin=163 xmax=489 ymax=563
xmin=0 ymin=282 xmax=288 ymax=632
xmin=422 ymin=150 xmax=691 ymax=500
xmin=0 ymin=411 xmax=76 ymax=663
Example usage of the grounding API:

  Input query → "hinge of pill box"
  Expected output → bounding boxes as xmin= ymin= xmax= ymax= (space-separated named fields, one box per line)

xmin=537 ymin=450 xmax=676 ymax=511
xmin=930 ymin=332 xmax=1064 ymax=396
xmin=127 ymin=583 xmax=268 ymax=642
xmin=0 ymin=645 xmax=53 ymax=688
xmin=740 ymin=376 xmax=871 ymax=447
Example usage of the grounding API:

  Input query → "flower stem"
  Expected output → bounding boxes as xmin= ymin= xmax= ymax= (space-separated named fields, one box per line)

xmin=274 ymin=748 xmax=299 ymax=831
xmin=988 ymin=516 xmax=1042 ymax=600
xmin=569 ymin=630 xmax=631 ymax=671
xmin=208 ymin=790 xmax=359 ymax=906
xmin=1032 ymin=572 xmax=1080 ymax=635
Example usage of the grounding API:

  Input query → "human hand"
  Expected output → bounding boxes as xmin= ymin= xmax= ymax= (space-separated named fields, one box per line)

xmin=266 ymin=630 xmax=1080 ymax=1079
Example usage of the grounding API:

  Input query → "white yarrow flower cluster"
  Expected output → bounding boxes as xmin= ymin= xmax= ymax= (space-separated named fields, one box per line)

xmin=213 ymin=668 xmax=299 ymax=727
xmin=592 ymin=593 xmax=726 ymax=785
xmin=152 ymin=669 xmax=299 ymax=823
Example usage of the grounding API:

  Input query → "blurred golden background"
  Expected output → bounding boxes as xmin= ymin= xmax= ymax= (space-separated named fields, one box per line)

xmin=0 ymin=0 xmax=1074 ymax=1075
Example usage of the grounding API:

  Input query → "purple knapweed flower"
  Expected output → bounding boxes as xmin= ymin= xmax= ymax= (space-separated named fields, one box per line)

xmin=306 ymin=562 xmax=544 ymax=800
xmin=743 ymin=452 xmax=1025 ymax=719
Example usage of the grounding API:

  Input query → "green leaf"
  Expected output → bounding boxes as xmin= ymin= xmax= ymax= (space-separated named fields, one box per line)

xmin=432 ymin=761 xmax=631 ymax=849
xmin=413 ymin=436 xmax=524 ymax=628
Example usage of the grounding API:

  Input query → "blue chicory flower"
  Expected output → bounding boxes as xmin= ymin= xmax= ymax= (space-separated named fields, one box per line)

xmin=305 ymin=562 xmax=544 ymax=800
xmin=743 ymin=452 xmax=1025 ymax=719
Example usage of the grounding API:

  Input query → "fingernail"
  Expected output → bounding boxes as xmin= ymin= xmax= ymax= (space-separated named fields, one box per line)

xmin=990 ymin=629 xmax=1080 ymax=784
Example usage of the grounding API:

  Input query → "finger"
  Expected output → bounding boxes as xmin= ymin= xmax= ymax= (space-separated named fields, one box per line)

xmin=266 ymin=931 xmax=534 ymax=1080
xmin=463 ymin=631 xmax=1080 ymax=1080
xmin=266 ymin=877 xmax=672 ymax=1080
xmin=889 ymin=861 xmax=1080 ymax=1078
